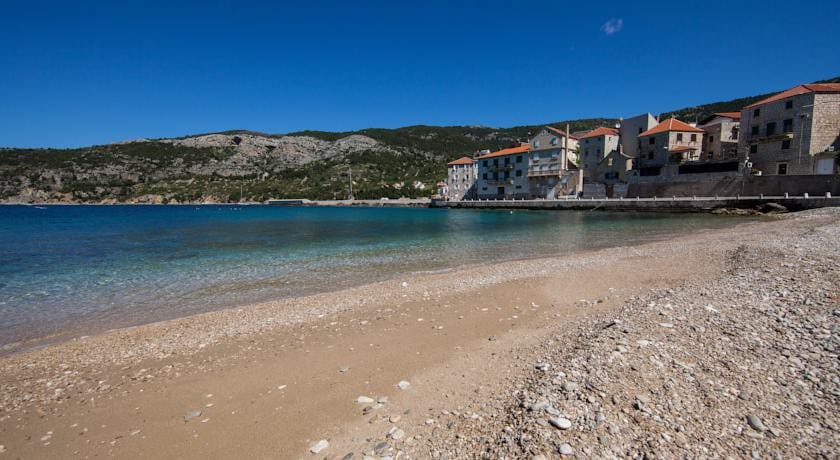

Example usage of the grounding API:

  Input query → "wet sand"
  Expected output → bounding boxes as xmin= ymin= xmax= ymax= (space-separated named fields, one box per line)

xmin=0 ymin=215 xmax=806 ymax=459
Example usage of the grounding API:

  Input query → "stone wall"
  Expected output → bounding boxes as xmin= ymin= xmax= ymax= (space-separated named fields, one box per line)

xmin=627 ymin=174 xmax=840 ymax=198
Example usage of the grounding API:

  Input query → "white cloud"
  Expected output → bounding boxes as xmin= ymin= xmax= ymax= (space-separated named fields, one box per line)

xmin=600 ymin=18 xmax=623 ymax=36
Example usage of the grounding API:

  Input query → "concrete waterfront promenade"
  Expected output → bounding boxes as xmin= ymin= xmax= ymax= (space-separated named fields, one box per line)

xmin=431 ymin=194 xmax=840 ymax=212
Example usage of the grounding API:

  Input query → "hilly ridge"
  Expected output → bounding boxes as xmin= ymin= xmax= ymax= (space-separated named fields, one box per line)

xmin=2 ymin=76 xmax=837 ymax=203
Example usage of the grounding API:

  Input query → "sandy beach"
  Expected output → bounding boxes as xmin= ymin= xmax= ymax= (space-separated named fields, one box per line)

xmin=0 ymin=209 xmax=837 ymax=459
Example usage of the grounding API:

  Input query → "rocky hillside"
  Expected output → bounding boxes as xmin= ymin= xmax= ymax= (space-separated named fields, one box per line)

xmin=2 ymin=76 xmax=837 ymax=203
xmin=0 ymin=122 xmax=610 ymax=204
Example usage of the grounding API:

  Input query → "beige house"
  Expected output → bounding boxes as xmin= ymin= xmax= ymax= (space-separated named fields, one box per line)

xmin=579 ymin=127 xmax=620 ymax=181
xmin=445 ymin=156 xmax=476 ymax=200
xmin=475 ymin=145 xmax=531 ymax=199
xmin=698 ymin=112 xmax=740 ymax=162
xmin=527 ymin=126 xmax=580 ymax=198
xmin=636 ymin=118 xmax=704 ymax=177
xmin=739 ymin=83 xmax=840 ymax=175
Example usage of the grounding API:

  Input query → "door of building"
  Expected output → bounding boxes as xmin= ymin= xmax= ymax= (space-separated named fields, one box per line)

xmin=817 ymin=158 xmax=835 ymax=175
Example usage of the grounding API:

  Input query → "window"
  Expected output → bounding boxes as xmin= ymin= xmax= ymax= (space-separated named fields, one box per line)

xmin=785 ymin=100 xmax=793 ymax=109
xmin=750 ymin=144 xmax=758 ymax=154
xmin=709 ymin=135 xmax=714 ymax=143
xmin=782 ymin=139 xmax=791 ymax=150
xmin=482 ymin=187 xmax=487 ymax=191
xmin=596 ymin=148 xmax=601 ymax=155
xmin=647 ymin=152 xmax=654 ymax=160
xmin=690 ymin=134 xmax=697 ymax=142
xmin=638 ymin=128 xmax=643 ymax=134
xmin=677 ymin=133 xmax=683 ymax=142
xmin=777 ymin=163 xmax=788 ymax=175
xmin=503 ymin=172 xmax=510 ymax=179
xmin=550 ymin=137 xmax=558 ymax=145
xmin=753 ymin=108 xmax=760 ymax=117
xmin=515 ymin=185 xmax=522 ymax=189
xmin=482 ymin=173 xmax=488 ymax=180
xmin=504 ymin=157 xmax=510 ymax=165
xmin=533 ymin=140 xmax=540 ymax=148
xmin=783 ymin=119 xmax=793 ymax=133
xmin=515 ymin=170 xmax=522 ymax=177
xmin=482 ymin=160 xmax=488 ymax=167
xmin=648 ymin=137 xmax=655 ymax=145
xmin=493 ymin=159 xmax=498 ymax=166
xmin=708 ymin=151 xmax=714 ymax=159
xmin=751 ymin=125 xmax=759 ymax=136
xmin=516 ymin=155 xmax=523 ymax=163
xmin=766 ymin=122 xmax=776 ymax=136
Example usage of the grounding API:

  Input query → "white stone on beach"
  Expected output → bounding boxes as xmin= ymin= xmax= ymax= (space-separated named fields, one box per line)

xmin=398 ymin=380 xmax=411 ymax=390
xmin=357 ymin=396 xmax=375 ymax=404
xmin=558 ymin=443 xmax=574 ymax=456
xmin=401 ymin=282 xmax=408 ymax=287
xmin=549 ymin=417 xmax=572 ymax=430
xmin=310 ymin=439 xmax=329 ymax=454
xmin=184 ymin=410 xmax=202 ymax=421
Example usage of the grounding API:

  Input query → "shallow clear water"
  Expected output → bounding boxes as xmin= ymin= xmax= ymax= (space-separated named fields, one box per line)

xmin=0 ymin=205 xmax=751 ymax=348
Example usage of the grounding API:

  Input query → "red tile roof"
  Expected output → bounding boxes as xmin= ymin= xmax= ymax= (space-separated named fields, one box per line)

xmin=544 ymin=126 xmax=579 ymax=140
xmin=715 ymin=112 xmax=741 ymax=120
xmin=639 ymin=118 xmax=703 ymax=137
xmin=476 ymin=144 xmax=530 ymax=160
xmin=744 ymin=84 xmax=840 ymax=109
xmin=447 ymin=156 xmax=475 ymax=166
xmin=580 ymin=126 xmax=619 ymax=139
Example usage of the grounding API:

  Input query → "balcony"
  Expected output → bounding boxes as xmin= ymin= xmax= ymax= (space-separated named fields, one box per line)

xmin=528 ymin=167 xmax=561 ymax=177
xmin=748 ymin=132 xmax=794 ymax=144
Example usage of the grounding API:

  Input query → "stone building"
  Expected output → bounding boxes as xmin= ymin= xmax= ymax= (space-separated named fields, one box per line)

xmin=579 ymin=127 xmax=620 ymax=181
xmin=636 ymin=118 xmax=704 ymax=177
xmin=527 ymin=126 xmax=580 ymax=198
xmin=445 ymin=156 xmax=476 ymax=200
xmin=619 ymin=113 xmax=659 ymax=159
xmin=698 ymin=112 xmax=740 ymax=162
xmin=475 ymin=145 xmax=531 ymax=199
xmin=739 ymin=83 xmax=840 ymax=176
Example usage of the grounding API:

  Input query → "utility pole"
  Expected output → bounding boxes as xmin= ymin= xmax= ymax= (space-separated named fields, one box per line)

xmin=348 ymin=166 xmax=354 ymax=200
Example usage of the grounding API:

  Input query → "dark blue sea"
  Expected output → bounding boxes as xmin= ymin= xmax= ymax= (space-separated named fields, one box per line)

xmin=0 ymin=205 xmax=749 ymax=351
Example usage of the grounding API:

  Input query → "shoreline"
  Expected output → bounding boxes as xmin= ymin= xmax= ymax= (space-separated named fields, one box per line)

xmin=0 ymin=210 xmax=836 ymax=458
xmin=0 ymin=210 xmax=753 ymax=357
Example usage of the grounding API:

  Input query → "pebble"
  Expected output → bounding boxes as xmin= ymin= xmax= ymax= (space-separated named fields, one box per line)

xmin=561 ymin=381 xmax=578 ymax=393
xmin=184 ymin=410 xmax=202 ymax=421
xmin=558 ymin=443 xmax=574 ymax=456
xmin=310 ymin=439 xmax=329 ymax=454
xmin=549 ymin=417 xmax=572 ymax=430
xmin=746 ymin=415 xmax=766 ymax=432
xmin=397 ymin=381 xmax=411 ymax=390
xmin=356 ymin=396 xmax=375 ymax=404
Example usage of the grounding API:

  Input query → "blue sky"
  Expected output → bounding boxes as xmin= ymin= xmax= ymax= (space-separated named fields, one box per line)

xmin=1 ymin=1 xmax=838 ymax=148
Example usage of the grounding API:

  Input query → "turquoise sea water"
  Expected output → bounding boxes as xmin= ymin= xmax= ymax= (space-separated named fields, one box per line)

xmin=0 ymin=205 xmax=750 ymax=350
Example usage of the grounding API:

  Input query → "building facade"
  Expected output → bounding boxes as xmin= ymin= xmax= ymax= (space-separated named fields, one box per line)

xmin=698 ymin=112 xmax=740 ymax=162
xmin=527 ymin=126 xmax=580 ymax=198
xmin=739 ymin=84 xmax=840 ymax=176
xmin=475 ymin=145 xmax=530 ymax=199
xmin=579 ymin=127 xmax=620 ymax=181
xmin=636 ymin=118 xmax=704 ymax=176
xmin=445 ymin=156 xmax=477 ymax=200
xmin=619 ymin=113 xmax=659 ymax=159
